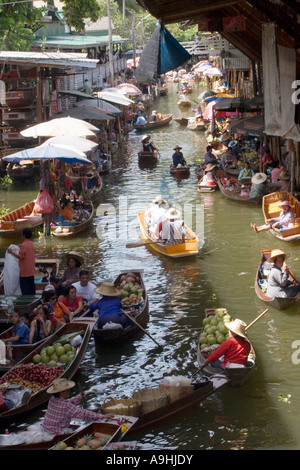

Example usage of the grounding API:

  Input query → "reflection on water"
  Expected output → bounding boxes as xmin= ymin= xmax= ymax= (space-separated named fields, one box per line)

xmin=1 ymin=82 xmax=300 ymax=449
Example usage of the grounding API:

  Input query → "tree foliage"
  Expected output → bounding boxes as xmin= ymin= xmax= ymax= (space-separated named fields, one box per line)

xmin=62 ymin=0 xmax=102 ymax=32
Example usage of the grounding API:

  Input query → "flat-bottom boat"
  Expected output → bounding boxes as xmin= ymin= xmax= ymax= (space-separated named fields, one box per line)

xmin=217 ymin=176 xmax=262 ymax=203
xmin=137 ymin=211 xmax=199 ymax=258
xmin=170 ymin=165 xmax=190 ymax=178
xmin=255 ymin=249 xmax=300 ymax=310
xmin=0 ymin=200 xmax=43 ymax=237
xmin=262 ymin=191 xmax=300 ymax=242
xmin=138 ymin=151 xmax=158 ymax=167
xmin=52 ymin=200 xmax=94 ymax=238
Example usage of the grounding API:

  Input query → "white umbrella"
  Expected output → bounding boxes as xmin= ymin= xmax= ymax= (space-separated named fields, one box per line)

xmin=97 ymin=91 xmax=134 ymax=106
xmin=20 ymin=116 xmax=99 ymax=138
xmin=40 ymin=136 xmax=98 ymax=153
xmin=74 ymin=99 xmax=122 ymax=115
xmin=203 ymin=67 xmax=223 ymax=77
xmin=2 ymin=141 xmax=92 ymax=164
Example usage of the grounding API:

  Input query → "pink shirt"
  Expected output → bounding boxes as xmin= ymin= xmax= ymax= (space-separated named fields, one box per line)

xmin=42 ymin=394 xmax=102 ymax=435
xmin=19 ymin=239 xmax=35 ymax=277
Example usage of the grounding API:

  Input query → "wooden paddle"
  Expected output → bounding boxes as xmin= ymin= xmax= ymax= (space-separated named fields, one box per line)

xmin=121 ymin=308 xmax=162 ymax=349
xmin=126 ymin=240 xmax=165 ymax=248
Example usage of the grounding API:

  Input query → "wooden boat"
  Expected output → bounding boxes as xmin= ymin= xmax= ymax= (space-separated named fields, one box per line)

xmin=98 ymin=153 xmax=112 ymax=174
xmin=255 ymin=249 xmax=300 ymax=310
xmin=174 ymin=117 xmax=189 ymax=126
xmin=187 ymin=119 xmax=207 ymax=131
xmin=217 ymin=177 xmax=262 ymax=204
xmin=134 ymin=114 xmax=173 ymax=131
xmin=52 ymin=199 xmax=94 ymax=238
xmin=197 ymin=175 xmax=217 ymax=193
xmin=0 ymin=200 xmax=43 ymax=237
xmin=6 ymin=161 xmax=34 ymax=182
xmin=177 ymin=99 xmax=191 ymax=108
xmin=208 ymin=140 xmax=228 ymax=157
xmin=128 ymin=375 xmax=229 ymax=433
xmin=0 ymin=318 xmax=96 ymax=423
xmin=262 ymin=191 xmax=300 ymax=242
xmin=170 ymin=164 xmax=190 ymax=178
xmin=138 ymin=151 xmax=158 ymax=166
xmin=224 ymin=165 xmax=242 ymax=178
xmin=197 ymin=309 xmax=256 ymax=388
xmin=0 ymin=295 xmax=41 ymax=334
xmin=0 ymin=321 xmax=63 ymax=374
xmin=137 ymin=211 xmax=199 ymax=258
xmin=4 ymin=88 xmax=35 ymax=108
xmin=92 ymin=270 xmax=149 ymax=343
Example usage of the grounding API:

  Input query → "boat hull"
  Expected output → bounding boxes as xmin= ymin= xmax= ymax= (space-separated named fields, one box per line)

xmin=217 ymin=177 xmax=261 ymax=203
xmin=52 ymin=200 xmax=94 ymax=238
xmin=134 ymin=114 xmax=173 ymax=131
xmin=0 ymin=201 xmax=43 ymax=237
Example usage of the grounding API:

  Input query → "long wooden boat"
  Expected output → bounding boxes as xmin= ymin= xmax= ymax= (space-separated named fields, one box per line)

xmin=92 ymin=270 xmax=149 ymax=343
xmin=187 ymin=119 xmax=207 ymax=131
xmin=217 ymin=177 xmax=262 ymax=204
xmin=0 ymin=318 xmax=96 ymax=423
xmin=137 ymin=211 xmax=199 ymax=258
xmin=52 ymin=199 xmax=94 ymax=238
xmin=134 ymin=114 xmax=173 ymax=131
xmin=6 ymin=162 xmax=34 ymax=182
xmin=255 ymin=249 xmax=300 ymax=310
xmin=0 ymin=200 xmax=43 ymax=237
xmin=128 ymin=375 xmax=229 ymax=433
xmin=170 ymin=164 xmax=190 ymax=178
xmin=262 ymin=191 xmax=300 ymax=242
xmin=197 ymin=309 xmax=256 ymax=388
xmin=174 ymin=117 xmax=189 ymax=126
xmin=198 ymin=175 xmax=217 ymax=193
xmin=177 ymin=99 xmax=191 ymax=108
xmin=138 ymin=151 xmax=158 ymax=166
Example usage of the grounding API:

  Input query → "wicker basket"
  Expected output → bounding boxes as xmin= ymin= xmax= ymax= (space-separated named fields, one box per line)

xmin=101 ymin=397 xmax=141 ymax=417
xmin=159 ymin=383 xmax=194 ymax=403
xmin=132 ymin=387 xmax=169 ymax=414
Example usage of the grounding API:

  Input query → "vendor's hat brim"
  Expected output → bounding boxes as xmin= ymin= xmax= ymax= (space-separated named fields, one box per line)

xmin=142 ymin=134 xmax=150 ymax=142
xmin=173 ymin=146 xmax=182 ymax=150
xmin=251 ymin=172 xmax=267 ymax=184
xmin=224 ymin=319 xmax=248 ymax=340
xmin=47 ymin=378 xmax=75 ymax=394
xmin=268 ymin=249 xmax=290 ymax=262
xmin=95 ymin=281 xmax=121 ymax=296
xmin=165 ymin=207 xmax=181 ymax=219
xmin=62 ymin=251 xmax=84 ymax=266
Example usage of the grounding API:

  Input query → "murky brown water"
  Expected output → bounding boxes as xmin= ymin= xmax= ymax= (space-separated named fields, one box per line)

xmin=1 ymin=82 xmax=300 ymax=450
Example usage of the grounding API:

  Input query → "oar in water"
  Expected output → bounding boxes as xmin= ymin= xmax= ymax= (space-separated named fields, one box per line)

xmin=121 ymin=308 xmax=162 ymax=349
xmin=126 ymin=240 xmax=165 ymax=248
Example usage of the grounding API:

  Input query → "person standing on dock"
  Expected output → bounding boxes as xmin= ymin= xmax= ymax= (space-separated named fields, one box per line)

xmin=8 ymin=228 xmax=36 ymax=295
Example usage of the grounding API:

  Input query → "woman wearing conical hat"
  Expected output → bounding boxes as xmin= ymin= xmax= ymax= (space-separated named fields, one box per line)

xmin=89 ymin=282 xmax=129 ymax=329
xmin=199 ymin=318 xmax=251 ymax=372
xmin=265 ymin=249 xmax=300 ymax=299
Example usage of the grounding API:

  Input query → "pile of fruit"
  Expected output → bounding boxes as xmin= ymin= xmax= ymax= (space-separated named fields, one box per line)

xmin=118 ymin=272 xmax=144 ymax=307
xmin=0 ymin=363 xmax=64 ymax=392
xmin=199 ymin=309 xmax=232 ymax=350
xmin=51 ymin=432 xmax=112 ymax=450
xmin=32 ymin=342 xmax=76 ymax=367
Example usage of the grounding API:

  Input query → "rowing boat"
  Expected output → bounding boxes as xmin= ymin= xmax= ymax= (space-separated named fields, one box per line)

xmin=197 ymin=175 xmax=217 ymax=193
xmin=134 ymin=114 xmax=173 ymax=131
xmin=217 ymin=176 xmax=262 ymax=203
xmin=174 ymin=117 xmax=189 ymax=126
xmin=92 ymin=270 xmax=149 ymax=343
xmin=170 ymin=165 xmax=190 ymax=178
xmin=255 ymin=249 xmax=300 ymax=310
xmin=52 ymin=199 xmax=94 ymax=238
xmin=138 ymin=151 xmax=158 ymax=166
xmin=177 ymin=99 xmax=191 ymax=108
xmin=6 ymin=161 xmax=35 ymax=182
xmin=137 ymin=211 xmax=199 ymax=258
xmin=262 ymin=191 xmax=300 ymax=242
xmin=0 ymin=200 xmax=43 ymax=237
xmin=0 ymin=317 xmax=96 ymax=423
xmin=197 ymin=309 xmax=256 ymax=387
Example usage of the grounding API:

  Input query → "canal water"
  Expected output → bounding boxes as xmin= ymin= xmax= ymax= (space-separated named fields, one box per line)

xmin=1 ymin=82 xmax=300 ymax=450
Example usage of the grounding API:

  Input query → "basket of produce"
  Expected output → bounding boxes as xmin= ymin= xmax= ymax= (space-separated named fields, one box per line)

xmin=118 ymin=272 xmax=144 ymax=309
xmin=159 ymin=376 xmax=194 ymax=402
xmin=50 ymin=422 xmax=121 ymax=450
xmin=132 ymin=387 xmax=169 ymax=414
xmin=101 ymin=397 xmax=141 ymax=417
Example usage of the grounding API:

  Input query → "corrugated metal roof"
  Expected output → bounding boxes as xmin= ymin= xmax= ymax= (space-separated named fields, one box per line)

xmin=33 ymin=34 xmax=128 ymax=48
xmin=0 ymin=51 xmax=99 ymax=68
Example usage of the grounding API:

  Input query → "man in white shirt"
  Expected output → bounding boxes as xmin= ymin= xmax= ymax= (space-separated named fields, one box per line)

xmin=161 ymin=207 xmax=186 ymax=245
xmin=72 ymin=270 xmax=100 ymax=308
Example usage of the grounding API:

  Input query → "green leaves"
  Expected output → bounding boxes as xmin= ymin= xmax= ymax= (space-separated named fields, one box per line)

xmin=62 ymin=0 xmax=101 ymax=32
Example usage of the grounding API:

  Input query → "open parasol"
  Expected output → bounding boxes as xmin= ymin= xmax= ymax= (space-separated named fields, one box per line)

xmin=20 ymin=116 xmax=99 ymax=138
xmin=116 ymin=83 xmax=142 ymax=96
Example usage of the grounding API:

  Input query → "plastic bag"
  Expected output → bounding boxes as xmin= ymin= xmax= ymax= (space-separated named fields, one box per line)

xmin=102 ymin=322 xmax=123 ymax=330
xmin=34 ymin=189 xmax=54 ymax=214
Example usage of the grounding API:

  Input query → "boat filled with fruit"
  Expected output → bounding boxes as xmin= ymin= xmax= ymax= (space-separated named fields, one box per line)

xmin=0 ymin=318 xmax=96 ymax=422
xmin=92 ymin=271 xmax=149 ymax=343
xmin=197 ymin=308 xmax=256 ymax=387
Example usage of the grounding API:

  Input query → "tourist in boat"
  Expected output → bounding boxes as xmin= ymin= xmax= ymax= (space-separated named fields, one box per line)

xmin=7 ymin=228 xmax=36 ymax=296
xmin=42 ymin=378 xmax=111 ymax=436
xmin=57 ymin=200 xmax=77 ymax=225
xmin=72 ymin=270 xmax=100 ymax=306
xmin=238 ymin=162 xmax=255 ymax=181
xmin=142 ymin=135 xmax=158 ymax=154
xmin=60 ymin=285 xmax=84 ymax=320
xmin=161 ymin=207 xmax=186 ymax=245
xmin=251 ymin=200 xmax=295 ymax=233
xmin=43 ymin=290 xmax=73 ymax=324
xmin=249 ymin=172 xmax=269 ymax=199
xmin=203 ymin=146 xmax=219 ymax=167
xmin=89 ymin=282 xmax=129 ymax=329
xmin=172 ymin=145 xmax=186 ymax=167
xmin=199 ymin=164 xmax=217 ymax=188
xmin=29 ymin=305 xmax=52 ymax=344
xmin=149 ymin=110 xmax=159 ymax=122
xmin=265 ymin=249 xmax=300 ymax=299
xmin=199 ymin=319 xmax=251 ymax=371
xmin=272 ymin=169 xmax=290 ymax=192
xmin=149 ymin=196 xmax=168 ymax=239
xmin=2 ymin=311 xmax=30 ymax=345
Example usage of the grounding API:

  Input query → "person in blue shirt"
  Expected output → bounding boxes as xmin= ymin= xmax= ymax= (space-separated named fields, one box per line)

xmin=203 ymin=146 xmax=219 ymax=167
xmin=89 ymin=282 xmax=130 ymax=329
xmin=3 ymin=311 xmax=30 ymax=345
xmin=172 ymin=145 xmax=186 ymax=167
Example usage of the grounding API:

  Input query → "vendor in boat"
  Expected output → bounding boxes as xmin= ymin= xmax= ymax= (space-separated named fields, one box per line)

xmin=2 ymin=311 xmax=30 ymax=345
xmin=55 ymin=252 xmax=84 ymax=295
xmin=161 ymin=207 xmax=186 ymax=245
xmin=57 ymin=200 xmax=77 ymax=225
xmin=199 ymin=319 xmax=251 ymax=371
xmin=172 ymin=145 xmax=186 ymax=168
xmin=149 ymin=110 xmax=159 ymax=122
xmin=42 ymin=378 xmax=112 ymax=436
xmin=251 ymin=200 xmax=295 ymax=233
xmin=249 ymin=172 xmax=269 ymax=199
xmin=220 ymin=147 xmax=234 ymax=167
xmin=29 ymin=305 xmax=52 ymax=344
xmin=265 ymin=249 xmax=300 ymax=299
xmin=203 ymin=146 xmax=219 ymax=167
xmin=142 ymin=135 xmax=158 ymax=154
xmin=272 ymin=169 xmax=290 ymax=192
xmin=238 ymin=162 xmax=255 ymax=181
xmin=199 ymin=164 xmax=217 ymax=188
xmin=89 ymin=282 xmax=129 ymax=329
xmin=220 ymin=118 xmax=232 ymax=147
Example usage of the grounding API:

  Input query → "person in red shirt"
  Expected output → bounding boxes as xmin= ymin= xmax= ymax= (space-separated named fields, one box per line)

xmin=60 ymin=285 xmax=83 ymax=321
xmin=199 ymin=319 xmax=251 ymax=371
xmin=8 ymin=228 xmax=36 ymax=295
